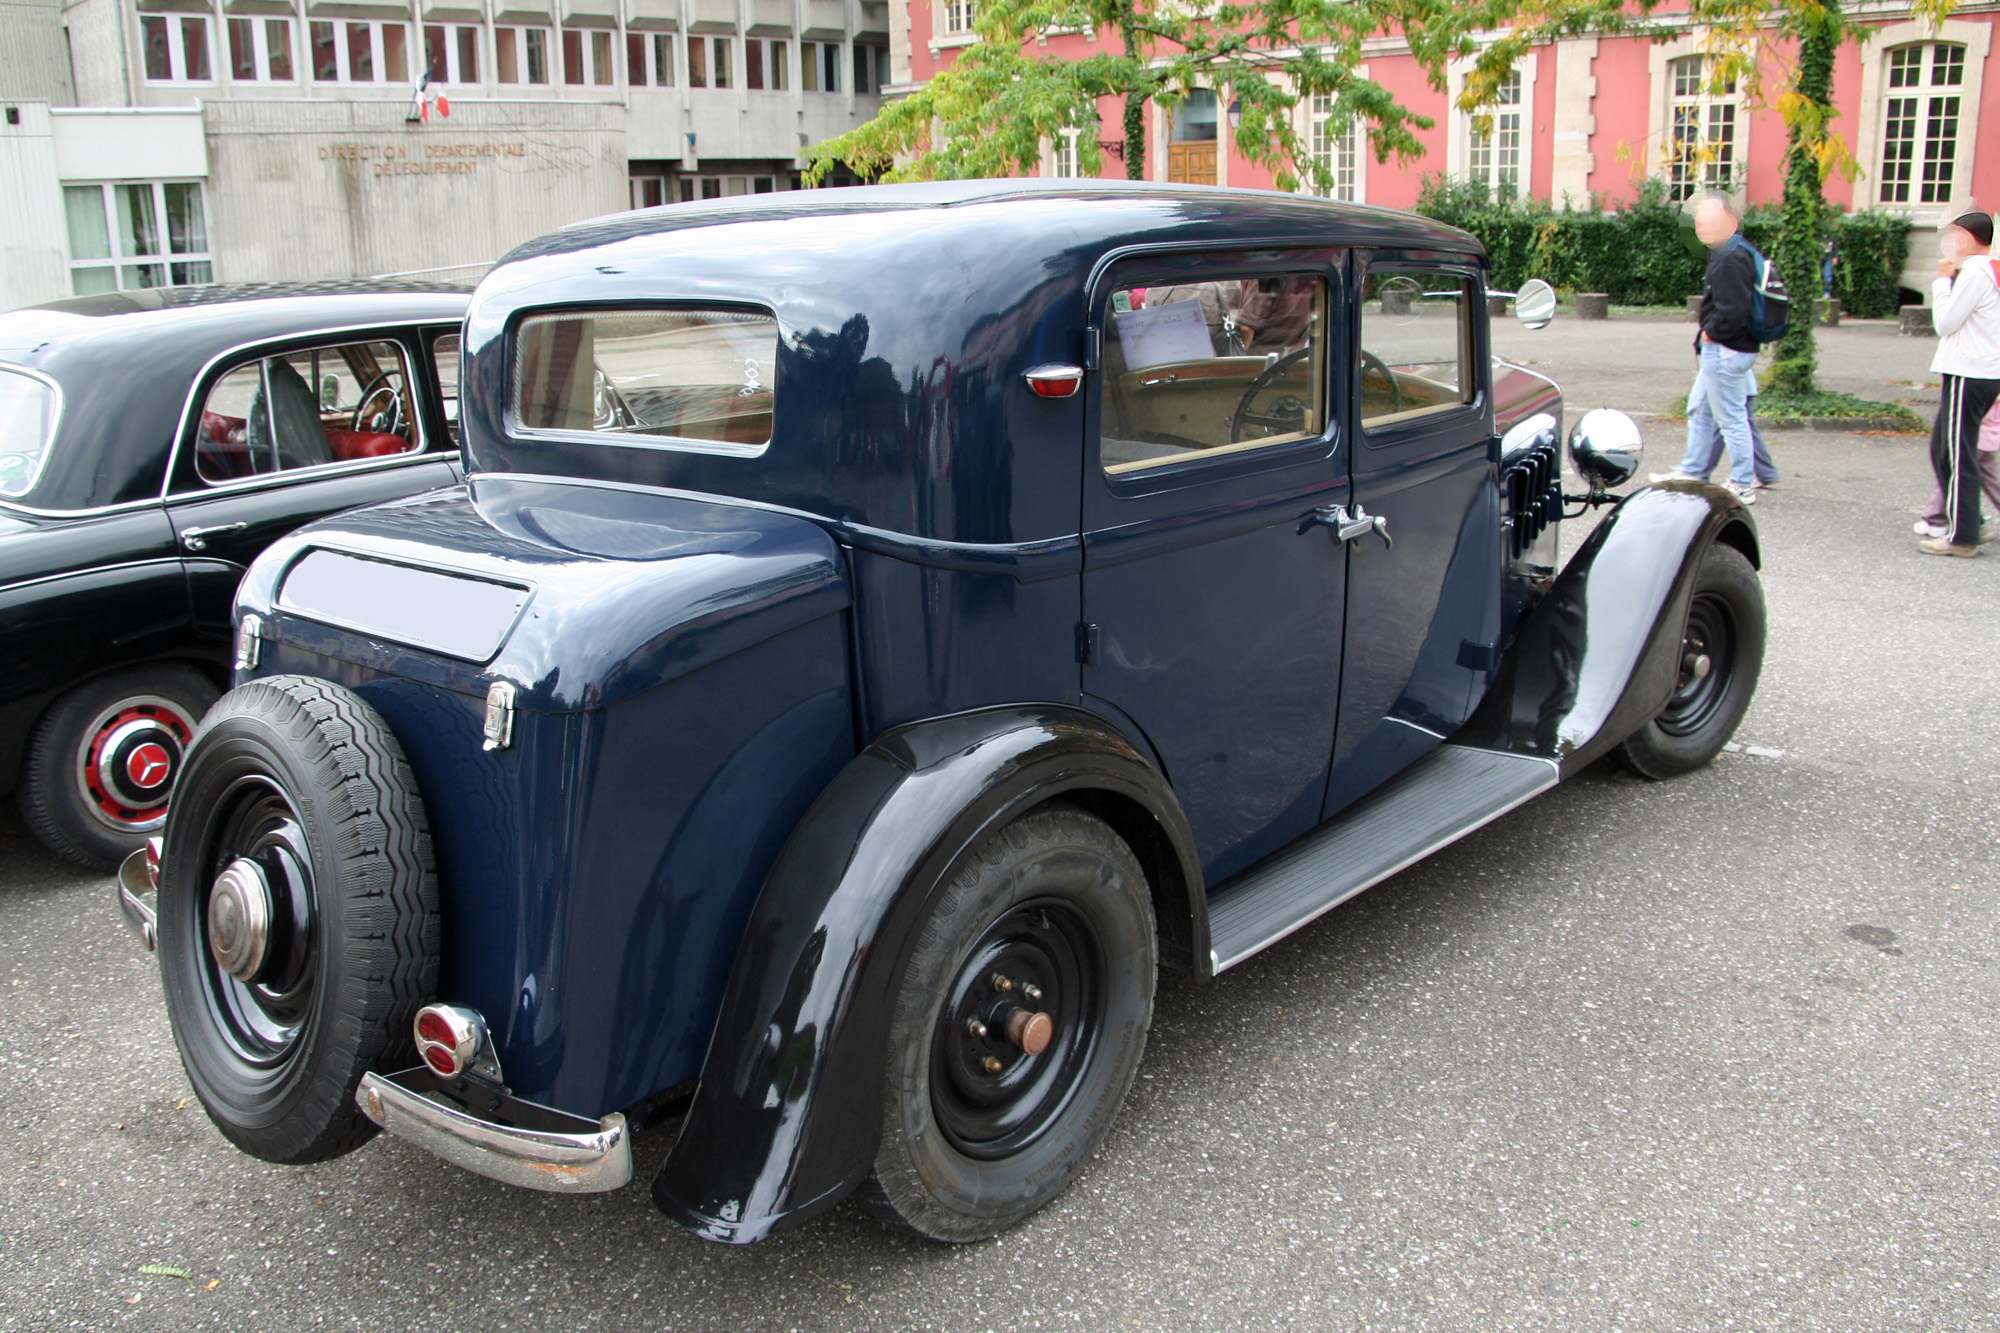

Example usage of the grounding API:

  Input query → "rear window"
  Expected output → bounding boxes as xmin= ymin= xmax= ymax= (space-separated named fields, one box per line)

xmin=0 ymin=368 xmax=58 ymax=498
xmin=513 ymin=308 xmax=775 ymax=454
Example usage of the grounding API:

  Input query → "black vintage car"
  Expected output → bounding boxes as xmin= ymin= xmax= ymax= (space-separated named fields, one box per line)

xmin=122 ymin=183 xmax=1764 ymax=1246
xmin=0 ymin=284 xmax=469 ymax=868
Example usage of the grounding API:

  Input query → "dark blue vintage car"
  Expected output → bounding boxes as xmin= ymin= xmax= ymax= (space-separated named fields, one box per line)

xmin=121 ymin=182 xmax=1762 ymax=1245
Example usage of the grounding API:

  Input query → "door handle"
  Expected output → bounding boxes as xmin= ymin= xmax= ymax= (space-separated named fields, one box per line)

xmin=1300 ymin=504 xmax=1392 ymax=550
xmin=180 ymin=522 xmax=247 ymax=552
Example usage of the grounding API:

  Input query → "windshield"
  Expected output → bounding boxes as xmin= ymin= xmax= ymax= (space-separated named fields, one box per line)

xmin=0 ymin=369 xmax=58 ymax=498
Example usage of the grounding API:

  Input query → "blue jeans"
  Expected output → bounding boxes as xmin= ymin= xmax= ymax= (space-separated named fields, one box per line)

xmin=1690 ymin=400 xmax=1780 ymax=484
xmin=1679 ymin=343 xmax=1759 ymax=488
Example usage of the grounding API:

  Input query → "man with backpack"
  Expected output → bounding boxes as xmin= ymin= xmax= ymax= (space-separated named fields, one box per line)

xmin=1657 ymin=193 xmax=1785 ymax=504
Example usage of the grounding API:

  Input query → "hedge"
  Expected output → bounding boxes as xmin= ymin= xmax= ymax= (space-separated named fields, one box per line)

xmin=1412 ymin=176 xmax=1912 ymax=319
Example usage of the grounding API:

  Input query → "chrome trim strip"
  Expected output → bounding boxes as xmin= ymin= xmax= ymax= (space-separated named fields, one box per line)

xmin=1211 ymin=751 xmax=1560 ymax=973
xmin=0 ymin=556 xmax=184 ymax=598
xmin=0 ymin=363 xmax=65 ymax=503
xmin=116 ymin=848 xmax=158 ymax=952
xmin=356 ymin=1071 xmax=632 ymax=1194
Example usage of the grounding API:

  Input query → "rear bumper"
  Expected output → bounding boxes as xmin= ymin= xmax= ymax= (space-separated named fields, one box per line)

xmin=117 ymin=847 xmax=158 ymax=952
xmin=356 ymin=1067 xmax=631 ymax=1194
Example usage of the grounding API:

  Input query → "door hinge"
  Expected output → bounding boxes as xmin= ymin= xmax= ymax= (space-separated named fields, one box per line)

xmin=1075 ymin=622 xmax=1099 ymax=666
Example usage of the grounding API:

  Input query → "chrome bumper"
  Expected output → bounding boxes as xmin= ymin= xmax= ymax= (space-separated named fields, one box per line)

xmin=117 ymin=847 xmax=158 ymax=952
xmin=356 ymin=1068 xmax=631 ymax=1194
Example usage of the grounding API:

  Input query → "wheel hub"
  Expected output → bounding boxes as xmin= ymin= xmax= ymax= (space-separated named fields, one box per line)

xmin=208 ymin=857 xmax=274 ymax=982
xmin=79 ymin=702 xmax=196 ymax=827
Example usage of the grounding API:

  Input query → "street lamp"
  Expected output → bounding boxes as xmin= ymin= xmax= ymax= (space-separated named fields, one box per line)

xmin=1227 ymin=97 xmax=1243 ymax=131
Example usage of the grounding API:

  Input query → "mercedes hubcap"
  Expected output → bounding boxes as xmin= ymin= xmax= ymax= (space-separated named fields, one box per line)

xmin=76 ymin=697 xmax=198 ymax=831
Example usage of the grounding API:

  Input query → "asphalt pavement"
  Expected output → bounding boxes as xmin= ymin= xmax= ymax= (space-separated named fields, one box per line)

xmin=4 ymin=316 xmax=1996 ymax=1332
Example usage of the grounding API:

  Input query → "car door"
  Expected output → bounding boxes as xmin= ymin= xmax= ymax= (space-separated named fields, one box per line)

xmin=1323 ymin=260 xmax=1503 ymax=819
xmin=168 ymin=329 xmax=464 ymax=647
xmin=1081 ymin=248 xmax=1350 ymax=885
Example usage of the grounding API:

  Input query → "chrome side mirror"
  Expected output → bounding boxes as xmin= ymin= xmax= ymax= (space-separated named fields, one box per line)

xmin=1514 ymin=278 xmax=1557 ymax=330
xmin=1566 ymin=408 xmax=1644 ymax=495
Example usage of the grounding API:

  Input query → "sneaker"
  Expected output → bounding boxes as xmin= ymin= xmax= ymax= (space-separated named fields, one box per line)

xmin=1649 ymin=471 xmax=1704 ymax=484
xmin=1918 ymin=537 xmax=1979 ymax=557
xmin=1914 ymin=519 xmax=1948 ymax=538
xmin=1754 ymin=477 xmax=1779 ymax=489
xmin=1723 ymin=482 xmax=1757 ymax=505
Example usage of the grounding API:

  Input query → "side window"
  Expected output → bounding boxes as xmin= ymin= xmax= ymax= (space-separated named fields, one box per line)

xmin=194 ymin=339 xmax=419 ymax=484
xmin=430 ymin=332 xmax=461 ymax=446
xmin=1358 ymin=273 xmax=1475 ymax=431
xmin=513 ymin=309 xmax=776 ymax=453
xmin=1099 ymin=272 xmax=1328 ymax=475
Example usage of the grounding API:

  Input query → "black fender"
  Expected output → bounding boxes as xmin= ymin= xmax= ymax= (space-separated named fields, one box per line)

xmin=1454 ymin=481 xmax=1759 ymax=776
xmin=650 ymin=703 xmax=1203 ymax=1243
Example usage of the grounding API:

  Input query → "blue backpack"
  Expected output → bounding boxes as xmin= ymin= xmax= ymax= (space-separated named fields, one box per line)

xmin=1734 ymin=238 xmax=1791 ymax=343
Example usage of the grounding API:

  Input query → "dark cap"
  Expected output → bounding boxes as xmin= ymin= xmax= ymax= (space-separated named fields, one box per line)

xmin=1949 ymin=210 xmax=1994 ymax=248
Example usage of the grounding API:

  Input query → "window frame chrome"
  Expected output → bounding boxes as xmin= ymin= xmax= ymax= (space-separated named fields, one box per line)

xmin=0 ymin=363 xmax=67 ymax=504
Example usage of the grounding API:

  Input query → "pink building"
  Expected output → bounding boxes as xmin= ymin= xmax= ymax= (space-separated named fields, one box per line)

xmin=888 ymin=3 xmax=2000 ymax=294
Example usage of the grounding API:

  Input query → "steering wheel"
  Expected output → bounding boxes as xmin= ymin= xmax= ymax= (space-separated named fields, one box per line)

xmin=351 ymin=373 xmax=407 ymax=438
xmin=1358 ymin=349 xmax=1405 ymax=415
xmin=1229 ymin=347 xmax=1315 ymax=443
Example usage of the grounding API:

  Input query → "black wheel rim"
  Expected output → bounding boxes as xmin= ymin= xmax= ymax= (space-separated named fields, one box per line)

xmin=930 ymin=897 xmax=1103 ymax=1161
xmin=192 ymin=776 xmax=320 ymax=1068
xmin=1658 ymin=591 xmax=1737 ymax=736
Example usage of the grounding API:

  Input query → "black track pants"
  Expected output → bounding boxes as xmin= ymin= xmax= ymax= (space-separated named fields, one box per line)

xmin=1931 ymin=375 xmax=2000 ymax=546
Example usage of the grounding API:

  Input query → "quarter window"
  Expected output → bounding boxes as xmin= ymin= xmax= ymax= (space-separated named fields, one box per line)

xmin=1098 ymin=273 xmax=1328 ymax=475
xmin=195 ymin=340 xmax=420 ymax=485
xmin=1879 ymin=43 xmax=1965 ymax=205
xmin=514 ymin=309 xmax=777 ymax=452
xmin=64 ymin=181 xmax=211 ymax=295
xmin=0 ymin=369 xmax=58 ymax=499
xmin=1358 ymin=273 xmax=1475 ymax=431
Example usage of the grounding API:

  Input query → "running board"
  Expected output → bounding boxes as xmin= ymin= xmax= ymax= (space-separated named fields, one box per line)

xmin=1206 ymin=745 xmax=1559 ymax=972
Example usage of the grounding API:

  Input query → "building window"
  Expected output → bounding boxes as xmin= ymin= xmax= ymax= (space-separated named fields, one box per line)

xmin=677 ymin=174 xmax=776 ymax=200
xmin=631 ymin=173 xmax=668 ymax=208
xmin=140 ymin=12 xmax=213 ymax=82
xmin=1307 ymin=93 xmax=1358 ymax=201
xmin=801 ymin=40 xmax=838 ymax=92
xmin=310 ymin=20 xmax=411 ymax=83
xmin=628 ymin=31 xmax=675 ymax=86
xmin=1879 ymin=43 xmax=1964 ymax=204
xmin=423 ymin=24 xmax=478 ymax=83
xmin=852 ymin=42 xmax=888 ymax=94
xmin=495 ymin=26 xmax=550 ymax=84
xmin=1667 ymin=55 xmax=1737 ymax=202
xmin=64 ymin=181 xmax=212 ymax=295
xmin=562 ymin=28 xmax=613 ymax=85
xmin=943 ymin=0 xmax=976 ymax=35
xmin=688 ymin=35 xmax=732 ymax=89
xmin=227 ymin=17 xmax=294 ymax=82
xmin=746 ymin=38 xmax=787 ymax=90
xmin=1466 ymin=70 xmax=1522 ymax=199
xmin=1050 ymin=127 xmax=1081 ymax=178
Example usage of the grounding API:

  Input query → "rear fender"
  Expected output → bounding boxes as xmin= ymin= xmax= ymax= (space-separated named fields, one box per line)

xmin=651 ymin=703 xmax=1202 ymax=1243
xmin=1455 ymin=482 xmax=1759 ymax=775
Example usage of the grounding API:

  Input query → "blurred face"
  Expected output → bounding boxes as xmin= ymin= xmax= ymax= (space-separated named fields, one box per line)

xmin=1941 ymin=225 xmax=1987 ymax=260
xmin=1695 ymin=197 xmax=1738 ymax=247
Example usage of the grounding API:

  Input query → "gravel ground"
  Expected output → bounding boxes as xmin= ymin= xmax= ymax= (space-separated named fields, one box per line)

xmin=3 ymin=319 xmax=1995 ymax=1332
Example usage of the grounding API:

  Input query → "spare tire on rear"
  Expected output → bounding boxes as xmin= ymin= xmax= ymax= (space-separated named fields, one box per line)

xmin=157 ymin=675 xmax=438 ymax=1164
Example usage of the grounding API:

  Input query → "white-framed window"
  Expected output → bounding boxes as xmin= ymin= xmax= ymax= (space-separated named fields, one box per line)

xmin=632 ymin=173 xmax=668 ymax=208
xmin=1049 ymin=127 xmax=1081 ymax=178
xmin=1466 ymin=69 xmax=1523 ymax=198
xmin=746 ymin=38 xmax=788 ymax=90
xmin=562 ymin=27 xmax=614 ymax=86
xmin=802 ymin=39 xmax=839 ymax=92
xmin=688 ymin=34 xmax=733 ymax=89
xmin=423 ymin=23 xmax=479 ymax=83
xmin=1667 ymin=54 xmax=1738 ymax=202
xmin=310 ymin=19 xmax=412 ymax=83
xmin=852 ymin=42 xmax=888 ymax=94
xmin=677 ymin=173 xmax=776 ymax=200
xmin=63 ymin=181 xmax=212 ymax=295
xmin=226 ymin=17 xmax=294 ymax=82
xmin=628 ymin=31 xmax=676 ymax=86
xmin=944 ymin=0 xmax=976 ymax=35
xmin=495 ymin=26 xmax=551 ymax=85
xmin=140 ymin=12 xmax=213 ymax=83
xmin=1879 ymin=43 xmax=1964 ymax=205
xmin=1306 ymin=93 xmax=1359 ymax=201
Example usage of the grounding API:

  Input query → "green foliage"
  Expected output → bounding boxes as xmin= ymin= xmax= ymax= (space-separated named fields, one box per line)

xmin=1664 ymin=387 xmax=1925 ymax=430
xmin=1413 ymin=177 xmax=1909 ymax=316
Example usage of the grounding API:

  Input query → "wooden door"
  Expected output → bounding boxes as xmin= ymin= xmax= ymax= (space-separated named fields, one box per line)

xmin=1167 ymin=142 xmax=1216 ymax=184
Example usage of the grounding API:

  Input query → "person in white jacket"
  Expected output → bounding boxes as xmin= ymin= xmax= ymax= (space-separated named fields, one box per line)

xmin=1925 ymin=209 xmax=2000 ymax=556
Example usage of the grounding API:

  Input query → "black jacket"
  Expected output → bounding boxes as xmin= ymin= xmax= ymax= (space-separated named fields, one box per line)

xmin=1697 ymin=238 xmax=1761 ymax=354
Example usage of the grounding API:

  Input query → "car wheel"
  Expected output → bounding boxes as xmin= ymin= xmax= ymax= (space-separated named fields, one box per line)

xmin=862 ymin=804 xmax=1155 ymax=1243
xmin=1614 ymin=542 xmax=1765 ymax=779
xmin=17 ymin=664 xmax=221 ymax=871
xmin=157 ymin=675 xmax=437 ymax=1164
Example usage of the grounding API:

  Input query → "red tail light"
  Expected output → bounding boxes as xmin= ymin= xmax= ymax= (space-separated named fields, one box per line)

xmin=1022 ymin=364 xmax=1085 ymax=399
xmin=413 ymin=1004 xmax=486 ymax=1080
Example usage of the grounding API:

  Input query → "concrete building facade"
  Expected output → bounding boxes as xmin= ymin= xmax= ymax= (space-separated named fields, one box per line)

xmin=0 ymin=0 xmax=888 ymax=308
